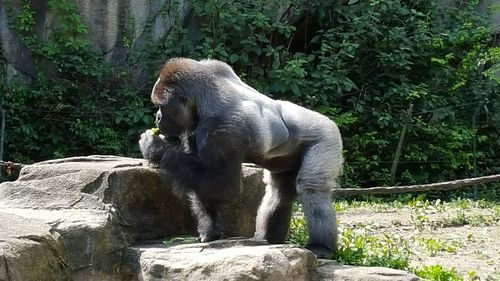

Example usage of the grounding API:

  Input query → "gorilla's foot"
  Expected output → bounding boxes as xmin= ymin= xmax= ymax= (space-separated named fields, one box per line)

xmin=306 ymin=244 xmax=334 ymax=259
xmin=198 ymin=232 xmax=221 ymax=243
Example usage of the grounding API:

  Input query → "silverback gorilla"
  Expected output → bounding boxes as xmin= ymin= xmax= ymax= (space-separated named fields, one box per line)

xmin=139 ymin=58 xmax=343 ymax=258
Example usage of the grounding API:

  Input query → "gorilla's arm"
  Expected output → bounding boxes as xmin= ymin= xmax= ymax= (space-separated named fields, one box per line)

xmin=139 ymin=130 xmax=170 ymax=164
xmin=140 ymin=122 xmax=245 ymax=202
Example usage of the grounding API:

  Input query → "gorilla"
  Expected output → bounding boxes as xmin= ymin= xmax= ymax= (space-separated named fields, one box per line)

xmin=139 ymin=58 xmax=343 ymax=258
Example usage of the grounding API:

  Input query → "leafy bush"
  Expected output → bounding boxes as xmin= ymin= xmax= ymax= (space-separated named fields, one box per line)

xmin=1 ymin=0 xmax=498 ymax=188
xmin=1 ymin=0 xmax=153 ymax=162
xmin=177 ymin=0 xmax=500 ymax=187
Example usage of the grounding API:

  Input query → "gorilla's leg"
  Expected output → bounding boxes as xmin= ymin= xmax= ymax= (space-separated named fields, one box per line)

xmin=297 ymin=192 xmax=337 ymax=258
xmin=255 ymin=170 xmax=297 ymax=243
xmin=189 ymin=193 xmax=222 ymax=242
xmin=296 ymin=142 xmax=341 ymax=258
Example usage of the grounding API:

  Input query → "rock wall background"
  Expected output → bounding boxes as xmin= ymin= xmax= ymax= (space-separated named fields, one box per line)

xmin=1 ymin=0 xmax=499 ymax=83
xmin=0 ymin=0 xmax=193 ymax=83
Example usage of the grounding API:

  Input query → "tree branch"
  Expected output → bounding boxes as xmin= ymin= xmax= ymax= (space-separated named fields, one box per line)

xmin=332 ymin=174 xmax=500 ymax=196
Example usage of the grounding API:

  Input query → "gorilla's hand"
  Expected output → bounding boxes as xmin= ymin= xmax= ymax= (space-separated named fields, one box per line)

xmin=139 ymin=129 xmax=168 ymax=164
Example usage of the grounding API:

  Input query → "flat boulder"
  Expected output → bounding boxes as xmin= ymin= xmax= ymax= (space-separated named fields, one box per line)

xmin=125 ymin=238 xmax=420 ymax=281
xmin=129 ymin=238 xmax=316 ymax=281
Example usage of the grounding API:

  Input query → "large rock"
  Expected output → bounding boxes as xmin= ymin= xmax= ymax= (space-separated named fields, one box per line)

xmin=129 ymin=239 xmax=316 ymax=281
xmin=125 ymin=238 xmax=420 ymax=281
xmin=0 ymin=156 xmax=192 ymax=240
xmin=0 ymin=155 xmax=265 ymax=280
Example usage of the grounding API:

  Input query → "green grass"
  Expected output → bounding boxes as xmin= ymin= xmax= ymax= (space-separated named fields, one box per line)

xmin=412 ymin=265 xmax=464 ymax=281
xmin=335 ymin=200 xmax=404 ymax=212
xmin=288 ymin=194 xmax=499 ymax=281
xmin=288 ymin=216 xmax=411 ymax=269
xmin=163 ymin=236 xmax=199 ymax=246
xmin=287 ymin=215 xmax=484 ymax=280
xmin=413 ymin=236 xmax=459 ymax=256
xmin=437 ymin=211 xmax=499 ymax=227
xmin=336 ymin=226 xmax=411 ymax=269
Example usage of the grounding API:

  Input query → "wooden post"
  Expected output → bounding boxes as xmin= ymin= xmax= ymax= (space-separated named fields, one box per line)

xmin=471 ymin=101 xmax=484 ymax=199
xmin=390 ymin=104 xmax=413 ymax=181
xmin=0 ymin=107 xmax=5 ymax=161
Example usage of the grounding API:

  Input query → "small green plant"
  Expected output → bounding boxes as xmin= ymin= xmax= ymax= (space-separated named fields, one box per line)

xmin=288 ymin=216 xmax=309 ymax=247
xmin=163 ymin=236 xmax=199 ymax=246
xmin=336 ymin=227 xmax=411 ymax=269
xmin=447 ymin=198 xmax=496 ymax=210
xmin=439 ymin=212 xmax=499 ymax=227
xmin=414 ymin=237 xmax=458 ymax=256
xmin=412 ymin=265 xmax=463 ymax=281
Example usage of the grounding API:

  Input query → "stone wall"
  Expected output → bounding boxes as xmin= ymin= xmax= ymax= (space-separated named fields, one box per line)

xmin=1 ymin=0 xmax=498 ymax=83
xmin=0 ymin=0 xmax=192 ymax=81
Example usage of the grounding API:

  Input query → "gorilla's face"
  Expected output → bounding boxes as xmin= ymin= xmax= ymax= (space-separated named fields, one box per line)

xmin=151 ymin=60 xmax=198 ymax=137
xmin=156 ymin=95 xmax=194 ymax=137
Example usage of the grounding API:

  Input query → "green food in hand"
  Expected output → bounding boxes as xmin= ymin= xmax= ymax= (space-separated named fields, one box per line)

xmin=151 ymin=128 xmax=160 ymax=135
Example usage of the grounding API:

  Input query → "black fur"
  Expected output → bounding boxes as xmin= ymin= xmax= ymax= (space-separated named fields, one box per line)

xmin=140 ymin=58 xmax=343 ymax=257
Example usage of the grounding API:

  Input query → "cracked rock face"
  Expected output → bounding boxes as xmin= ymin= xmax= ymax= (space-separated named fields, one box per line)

xmin=0 ymin=156 xmax=265 ymax=280
xmin=0 ymin=213 xmax=70 ymax=281
xmin=0 ymin=0 xmax=191 ymax=82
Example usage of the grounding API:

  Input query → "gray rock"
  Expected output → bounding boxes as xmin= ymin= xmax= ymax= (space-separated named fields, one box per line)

xmin=129 ymin=238 xmax=316 ymax=281
xmin=0 ymin=155 xmax=198 ymax=240
xmin=127 ymin=239 xmax=421 ymax=281
xmin=0 ymin=155 xmax=265 ymax=280
xmin=0 ymin=212 xmax=70 ymax=281
xmin=312 ymin=259 xmax=420 ymax=281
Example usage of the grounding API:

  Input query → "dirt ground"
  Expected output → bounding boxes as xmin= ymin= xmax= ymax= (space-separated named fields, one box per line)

xmin=337 ymin=205 xmax=499 ymax=280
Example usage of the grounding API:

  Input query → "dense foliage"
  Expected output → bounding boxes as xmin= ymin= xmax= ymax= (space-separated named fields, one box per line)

xmin=1 ymin=0 xmax=499 ymax=187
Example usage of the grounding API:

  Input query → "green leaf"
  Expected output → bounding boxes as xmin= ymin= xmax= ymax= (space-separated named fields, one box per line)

xmin=272 ymin=53 xmax=280 ymax=69
xmin=290 ymin=84 xmax=300 ymax=96
xmin=229 ymin=54 xmax=239 ymax=63
xmin=242 ymin=52 xmax=249 ymax=63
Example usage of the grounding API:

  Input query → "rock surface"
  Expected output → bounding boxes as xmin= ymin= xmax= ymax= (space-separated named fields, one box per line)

xmin=0 ymin=0 xmax=192 ymax=80
xmin=0 ymin=155 xmax=420 ymax=280
xmin=0 ymin=155 xmax=264 ymax=280
xmin=313 ymin=260 xmax=420 ymax=281
xmin=127 ymin=239 xmax=420 ymax=281
xmin=130 ymin=239 xmax=316 ymax=281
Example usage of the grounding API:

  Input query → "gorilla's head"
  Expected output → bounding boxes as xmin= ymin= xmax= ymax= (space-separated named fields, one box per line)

xmin=151 ymin=58 xmax=197 ymax=137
